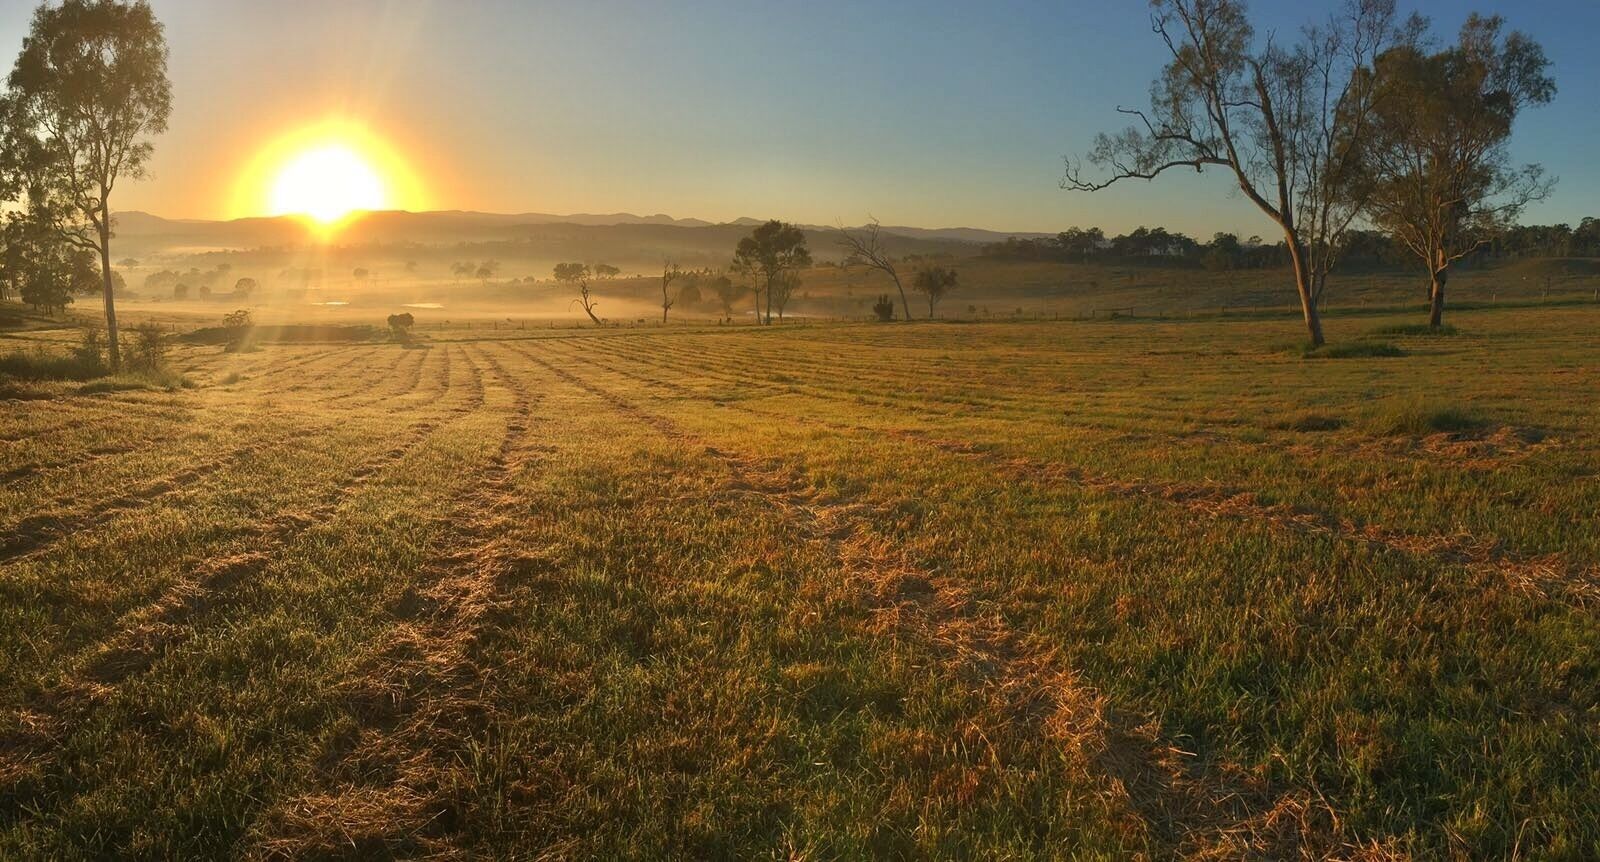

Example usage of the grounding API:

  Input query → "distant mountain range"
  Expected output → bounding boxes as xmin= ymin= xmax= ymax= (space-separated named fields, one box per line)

xmin=111 ymin=210 xmax=1055 ymax=247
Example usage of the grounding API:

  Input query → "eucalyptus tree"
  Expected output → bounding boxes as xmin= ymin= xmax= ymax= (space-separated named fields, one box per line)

xmin=837 ymin=218 xmax=911 ymax=322
xmin=1359 ymin=14 xmax=1554 ymax=328
xmin=1 ymin=0 xmax=171 ymax=370
xmin=554 ymin=261 xmax=600 ymax=324
xmin=1064 ymin=0 xmax=1410 ymax=345
xmin=732 ymin=220 xmax=810 ymax=325
xmin=912 ymin=266 xmax=958 ymax=318
xmin=659 ymin=261 xmax=682 ymax=323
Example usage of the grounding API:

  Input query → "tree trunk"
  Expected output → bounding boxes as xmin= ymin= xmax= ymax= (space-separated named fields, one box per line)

xmin=98 ymin=215 xmax=121 ymax=372
xmin=1285 ymin=239 xmax=1324 ymax=347
xmin=1429 ymin=268 xmax=1447 ymax=329
xmin=891 ymin=274 xmax=911 ymax=322
xmin=580 ymin=286 xmax=601 ymax=325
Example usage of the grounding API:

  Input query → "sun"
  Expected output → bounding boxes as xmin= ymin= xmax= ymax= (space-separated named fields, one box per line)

xmin=270 ymin=145 xmax=386 ymax=225
xmin=233 ymin=120 xmax=427 ymax=236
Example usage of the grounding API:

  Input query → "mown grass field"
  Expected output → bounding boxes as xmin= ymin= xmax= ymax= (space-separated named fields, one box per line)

xmin=1 ymin=303 xmax=1597 ymax=858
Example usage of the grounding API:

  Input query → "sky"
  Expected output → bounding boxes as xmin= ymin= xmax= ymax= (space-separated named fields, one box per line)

xmin=1 ymin=0 xmax=1596 ymax=236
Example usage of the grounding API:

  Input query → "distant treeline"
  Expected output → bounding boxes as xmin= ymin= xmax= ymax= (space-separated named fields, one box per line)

xmin=982 ymin=218 xmax=1600 ymax=271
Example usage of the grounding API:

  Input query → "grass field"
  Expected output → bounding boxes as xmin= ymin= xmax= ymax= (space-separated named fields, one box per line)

xmin=1 ymin=302 xmax=1597 ymax=858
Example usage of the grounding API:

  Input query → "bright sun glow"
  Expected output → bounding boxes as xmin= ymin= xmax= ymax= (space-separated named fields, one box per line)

xmin=270 ymin=145 xmax=386 ymax=225
xmin=233 ymin=120 xmax=427 ymax=236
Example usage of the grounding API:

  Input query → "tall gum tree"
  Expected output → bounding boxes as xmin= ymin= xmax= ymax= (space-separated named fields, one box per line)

xmin=732 ymin=220 xmax=810 ymax=325
xmin=1064 ymin=0 xmax=1410 ymax=346
xmin=1358 ymin=14 xmax=1554 ymax=329
xmin=1 ymin=0 xmax=171 ymax=371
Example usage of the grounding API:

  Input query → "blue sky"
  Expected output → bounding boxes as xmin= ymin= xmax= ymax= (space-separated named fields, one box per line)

xmin=1 ymin=0 xmax=1595 ymax=234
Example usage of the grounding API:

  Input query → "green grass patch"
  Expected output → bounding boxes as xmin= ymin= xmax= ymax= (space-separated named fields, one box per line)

xmin=1272 ymin=411 xmax=1346 ymax=432
xmin=76 ymin=366 xmax=195 ymax=394
xmin=1369 ymin=322 xmax=1459 ymax=337
xmin=1368 ymin=400 xmax=1491 ymax=436
xmin=0 ymin=379 xmax=52 ymax=400
xmin=0 ymin=349 xmax=107 ymax=381
xmin=1274 ymin=339 xmax=1406 ymax=359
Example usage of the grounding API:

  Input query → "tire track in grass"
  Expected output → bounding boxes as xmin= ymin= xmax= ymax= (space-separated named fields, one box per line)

xmin=0 ymin=426 xmax=325 ymax=565
xmin=313 ymin=345 xmax=433 ymax=414
xmin=0 ymin=443 xmax=145 ymax=485
xmin=279 ymin=348 xmax=374 ymax=394
xmin=0 ymin=352 xmax=499 ymax=810
xmin=540 ymin=338 xmax=1600 ymax=609
xmin=356 ymin=345 xmax=432 ymax=409
xmin=0 ymin=345 xmax=483 ymax=565
xmin=209 ymin=345 xmax=363 ymax=396
xmin=302 ymin=345 xmax=422 ymax=410
xmin=0 ymin=398 xmax=195 ymax=444
xmin=504 ymin=340 xmax=1376 ymax=858
xmin=249 ymin=342 xmax=543 ymax=857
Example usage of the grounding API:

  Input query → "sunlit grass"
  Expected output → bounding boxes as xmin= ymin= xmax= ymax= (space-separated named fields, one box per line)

xmin=0 ymin=304 xmax=1596 ymax=857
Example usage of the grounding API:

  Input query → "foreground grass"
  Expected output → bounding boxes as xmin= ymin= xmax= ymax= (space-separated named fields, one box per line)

xmin=0 ymin=306 xmax=1596 ymax=858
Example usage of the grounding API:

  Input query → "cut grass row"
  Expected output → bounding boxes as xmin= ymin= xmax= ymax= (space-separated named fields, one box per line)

xmin=530 ymin=323 xmax=1600 ymax=569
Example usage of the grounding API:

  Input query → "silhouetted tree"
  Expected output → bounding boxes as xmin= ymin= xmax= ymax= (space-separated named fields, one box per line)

xmin=1064 ymin=0 xmax=1411 ymax=345
xmin=769 ymin=269 xmax=799 ymax=321
xmin=709 ymin=273 xmax=739 ymax=318
xmin=233 ymin=276 xmax=258 ymax=297
xmin=838 ymin=218 xmax=911 ymax=321
xmin=659 ymin=261 xmax=681 ymax=323
xmin=0 ymin=213 xmax=29 ymax=301
xmin=475 ymin=259 xmax=498 ymax=287
xmin=912 ymin=266 xmax=958 ymax=318
xmin=733 ymin=220 xmax=810 ymax=325
xmin=594 ymin=263 xmax=621 ymax=279
xmin=0 ymin=0 xmax=171 ymax=370
xmin=387 ymin=311 xmax=415 ymax=342
xmin=555 ymin=262 xmax=600 ymax=324
xmin=17 ymin=232 xmax=72 ymax=314
xmin=1359 ymin=14 xmax=1554 ymax=328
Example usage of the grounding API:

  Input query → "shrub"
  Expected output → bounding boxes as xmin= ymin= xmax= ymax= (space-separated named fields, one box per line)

xmin=872 ymin=294 xmax=896 ymax=322
xmin=387 ymin=312 xmax=415 ymax=343
xmin=222 ymin=309 xmax=255 ymax=352
xmin=72 ymin=327 xmax=106 ymax=366
xmin=78 ymin=366 xmax=194 ymax=394
xmin=127 ymin=322 xmax=170 ymax=370
xmin=0 ymin=348 xmax=106 ymax=381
